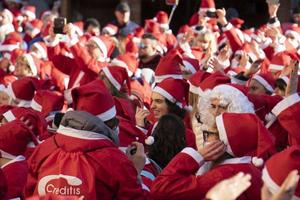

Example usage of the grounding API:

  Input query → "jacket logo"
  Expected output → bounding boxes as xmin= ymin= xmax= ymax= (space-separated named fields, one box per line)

xmin=38 ymin=174 xmax=84 ymax=199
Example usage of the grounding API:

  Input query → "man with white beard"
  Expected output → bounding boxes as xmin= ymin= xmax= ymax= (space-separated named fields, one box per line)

xmin=0 ymin=9 xmax=15 ymax=42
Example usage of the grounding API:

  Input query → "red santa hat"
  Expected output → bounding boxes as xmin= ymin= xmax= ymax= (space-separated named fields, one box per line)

xmin=153 ymin=78 xmax=190 ymax=109
xmin=30 ymin=90 xmax=64 ymax=117
xmin=199 ymin=0 xmax=216 ymax=13
xmin=155 ymin=49 xmax=183 ymax=83
xmin=2 ymin=107 xmax=49 ymax=141
xmin=188 ymin=70 xmax=211 ymax=94
xmin=269 ymin=52 xmax=291 ymax=72
xmin=0 ymin=120 xmax=34 ymax=157
xmin=235 ymin=42 xmax=259 ymax=63
xmin=102 ymin=23 xmax=118 ymax=36
xmin=102 ymin=66 xmax=131 ymax=94
xmin=110 ymin=53 xmax=138 ymax=77
xmin=10 ymin=48 xmax=25 ymax=65
xmin=145 ymin=19 xmax=161 ymax=34
xmin=71 ymin=79 xmax=116 ymax=121
xmin=177 ymin=24 xmax=193 ymax=40
xmin=229 ymin=18 xmax=245 ymax=29
xmin=26 ymin=19 xmax=43 ymax=36
xmin=89 ymin=35 xmax=115 ymax=59
xmin=21 ymin=5 xmax=36 ymax=20
xmin=0 ymin=32 xmax=22 ymax=52
xmin=2 ymin=8 xmax=14 ymax=24
xmin=22 ymin=53 xmax=40 ymax=76
xmin=262 ymin=146 xmax=300 ymax=198
xmin=155 ymin=11 xmax=169 ymax=30
xmin=198 ymin=71 xmax=231 ymax=94
xmin=252 ymin=72 xmax=275 ymax=93
xmin=125 ymin=39 xmax=139 ymax=54
xmin=5 ymin=77 xmax=38 ymax=105
xmin=31 ymin=41 xmax=47 ymax=60
xmin=182 ymin=57 xmax=200 ymax=74
xmin=216 ymin=112 xmax=275 ymax=167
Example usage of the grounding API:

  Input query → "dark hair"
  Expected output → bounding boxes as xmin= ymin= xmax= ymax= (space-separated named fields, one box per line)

xmin=142 ymin=33 xmax=158 ymax=41
xmin=165 ymin=99 xmax=186 ymax=119
xmin=275 ymin=78 xmax=287 ymax=92
xmin=147 ymin=114 xmax=186 ymax=168
xmin=84 ymin=18 xmax=100 ymax=31
xmin=293 ymin=7 xmax=300 ymax=15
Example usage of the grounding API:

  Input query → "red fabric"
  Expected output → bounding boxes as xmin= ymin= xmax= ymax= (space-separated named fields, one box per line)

xmin=151 ymin=152 xmax=262 ymax=200
xmin=2 ymin=159 xmax=28 ymax=199
xmin=114 ymin=97 xmax=136 ymax=123
xmin=0 ymin=168 xmax=7 ymax=199
xmin=24 ymin=134 xmax=147 ymax=199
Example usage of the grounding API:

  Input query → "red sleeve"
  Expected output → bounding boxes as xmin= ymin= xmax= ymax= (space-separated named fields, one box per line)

xmin=185 ymin=128 xmax=197 ymax=150
xmin=150 ymin=148 xmax=205 ymax=200
xmin=222 ymin=23 xmax=243 ymax=52
xmin=70 ymin=42 xmax=104 ymax=74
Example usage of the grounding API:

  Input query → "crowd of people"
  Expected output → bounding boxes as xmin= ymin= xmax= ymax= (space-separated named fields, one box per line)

xmin=0 ymin=0 xmax=299 ymax=199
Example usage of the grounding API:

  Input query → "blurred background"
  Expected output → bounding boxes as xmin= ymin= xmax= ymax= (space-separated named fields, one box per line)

xmin=2 ymin=0 xmax=300 ymax=33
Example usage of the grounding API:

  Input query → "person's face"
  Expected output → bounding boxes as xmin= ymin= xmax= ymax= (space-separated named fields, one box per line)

xmin=86 ymin=41 xmax=103 ymax=60
xmin=86 ymin=25 xmax=100 ymax=36
xmin=0 ymin=91 xmax=10 ymax=106
xmin=248 ymin=79 xmax=268 ymax=95
xmin=115 ymin=11 xmax=130 ymax=25
xmin=293 ymin=13 xmax=300 ymax=24
xmin=151 ymin=92 xmax=169 ymax=119
xmin=14 ymin=58 xmax=32 ymax=77
xmin=138 ymin=38 xmax=156 ymax=59
xmin=209 ymin=98 xmax=228 ymax=117
xmin=274 ymin=87 xmax=285 ymax=97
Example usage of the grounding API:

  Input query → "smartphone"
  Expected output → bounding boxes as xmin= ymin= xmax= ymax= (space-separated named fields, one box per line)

xmin=165 ymin=0 xmax=179 ymax=6
xmin=53 ymin=17 xmax=66 ymax=34
xmin=206 ymin=11 xmax=217 ymax=18
xmin=266 ymin=0 xmax=280 ymax=4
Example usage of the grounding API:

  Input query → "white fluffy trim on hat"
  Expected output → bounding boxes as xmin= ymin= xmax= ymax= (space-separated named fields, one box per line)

xmin=145 ymin=136 xmax=155 ymax=145
xmin=252 ymin=156 xmax=264 ymax=167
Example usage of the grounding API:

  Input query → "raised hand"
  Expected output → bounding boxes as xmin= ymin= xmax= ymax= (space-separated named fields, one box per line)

xmin=285 ymin=59 xmax=299 ymax=97
xmin=198 ymin=140 xmax=226 ymax=161
xmin=206 ymin=172 xmax=252 ymax=200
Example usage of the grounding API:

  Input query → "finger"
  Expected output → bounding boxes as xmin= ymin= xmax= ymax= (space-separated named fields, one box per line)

xmin=261 ymin=184 xmax=272 ymax=200
xmin=281 ymin=170 xmax=299 ymax=190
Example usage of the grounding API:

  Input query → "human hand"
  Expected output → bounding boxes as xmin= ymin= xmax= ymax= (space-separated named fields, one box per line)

xmin=244 ymin=59 xmax=263 ymax=78
xmin=268 ymin=3 xmax=280 ymax=18
xmin=261 ymin=170 xmax=299 ymax=200
xmin=198 ymin=140 xmax=226 ymax=161
xmin=135 ymin=107 xmax=150 ymax=128
xmin=206 ymin=172 xmax=252 ymax=200
xmin=216 ymin=8 xmax=227 ymax=26
xmin=126 ymin=142 xmax=146 ymax=174
xmin=285 ymin=59 xmax=299 ymax=97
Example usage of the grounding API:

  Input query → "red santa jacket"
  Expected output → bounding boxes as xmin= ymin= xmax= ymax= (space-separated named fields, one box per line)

xmin=24 ymin=132 xmax=148 ymax=199
xmin=2 ymin=156 xmax=28 ymax=200
xmin=47 ymin=41 xmax=108 ymax=91
xmin=150 ymin=147 xmax=262 ymax=200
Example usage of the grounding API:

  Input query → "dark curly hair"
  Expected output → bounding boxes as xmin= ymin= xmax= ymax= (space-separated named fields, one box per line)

xmin=147 ymin=114 xmax=186 ymax=169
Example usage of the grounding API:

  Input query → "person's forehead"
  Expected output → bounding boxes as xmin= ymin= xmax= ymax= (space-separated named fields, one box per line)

xmin=152 ymin=92 xmax=165 ymax=100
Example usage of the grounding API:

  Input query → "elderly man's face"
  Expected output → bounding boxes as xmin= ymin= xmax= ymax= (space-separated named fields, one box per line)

xmin=209 ymin=98 xmax=228 ymax=117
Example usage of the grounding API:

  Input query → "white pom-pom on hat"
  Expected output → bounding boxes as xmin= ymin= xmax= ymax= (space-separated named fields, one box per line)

xmin=252 ymin=156 xmax=264 ymax=167
xmin=145 ymin=136 xmax=155 ymax=145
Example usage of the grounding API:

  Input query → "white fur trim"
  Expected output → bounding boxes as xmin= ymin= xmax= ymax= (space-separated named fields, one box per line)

xmin=5 ymin=83 xmax=16 ymax=100
xmin=22 ymin=10 xmax=36 ymax=20
xmin=0 ymin=44 xmax=19 ymax=52
xmin=1 ymin=155 xmax=25 ymax=169
xmin=96 ymin=105 xmax=116 ymax=121
xmin=159 ymin=23 xmax=169 ymax=30
xmin=188 ymin=80 xmax=201 ymax=94
xmin=90 ymin=37 xmax=108 ymax=58
xmin=199 ymin=7 xmax=216 ymax=13
xmin=268 ymin=20 xmax=281 ymax=28
xmin=269 ymin=64 xmax=284 ymax=71
xmin=57 ymin=125 xmax=109 ymax=140
xmin=30 ymin=98 xmax=42 ymax=112
xmin=182 ymin=60 xmax=197 ymax=74
xmin=24 ymin=54 xmax=37 ymax=76
xmin=216 ymin=114 xmax=234 ymax=156
xmin=103 ymin=27 xmax=117 ymax=35
xmin=222 ymin=23 xmax=233 ymax=32
xmin=153 ymin=86 xmax=183 ymax=108
xmin=272 ymin=93 xmax=300 ymax=117
xmin=0 ymin=150 xmax=16 ymax=160
xmin=33 ymin=43 xmax=47 ymax=59
xmin=2 ymin=110 xmax=15 ymax=122
xmin=69 ymin=37 xmax=79 ymax=47
xmin=252 ymin=156 xmax=264 ymax=167
xmin=253 ymin=75 xmax=274 ymax=92
xmin=102 ymin=67 xmax=121 ymax=90
xmin=17 ymin=100 xmax=32 ymax=108
xmin=145 ymin=136 xmax=155 ymax=145
xmin=110 ymin=59 xmax=133 ymax=76
xmin=182 ymin=147 xmax=204 ymax=166
xmin=155 ymin=74 xmax=183 ymax=83
xmin=43 ymin=35 xmax=60 ymax=47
